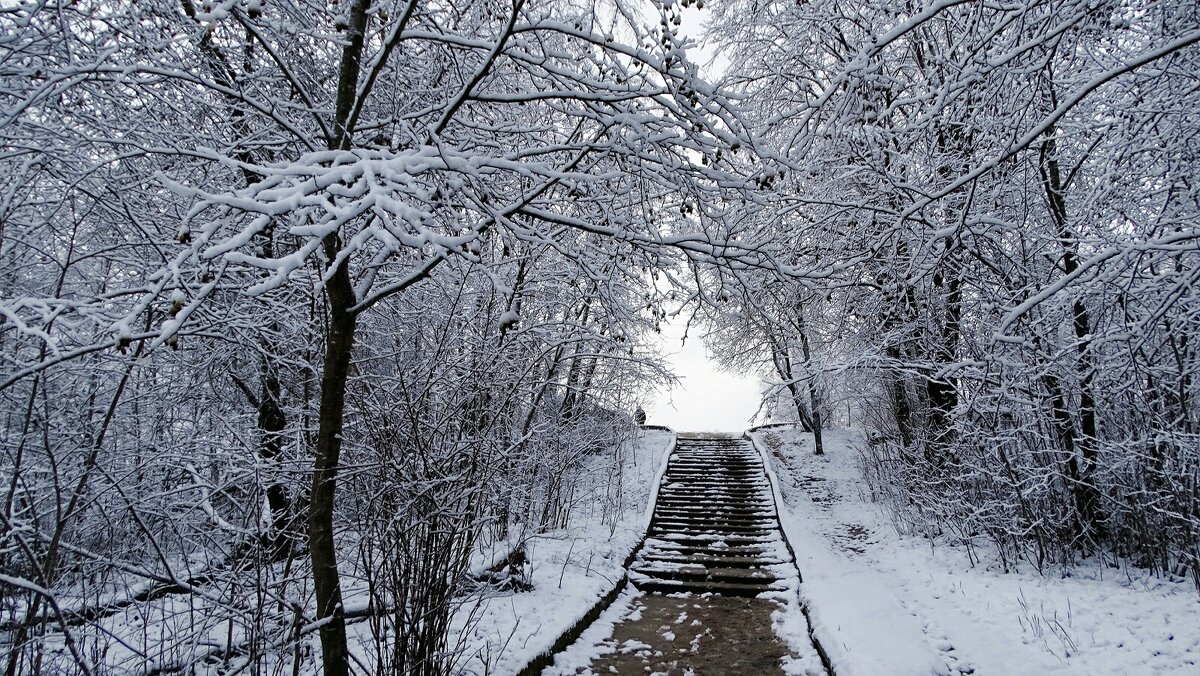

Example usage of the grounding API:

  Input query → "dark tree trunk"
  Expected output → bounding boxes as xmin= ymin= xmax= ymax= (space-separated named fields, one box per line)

xmin=795 ymin=312 xmax=824 ymax=455
xmin=561 ymin=354 xmax=599 ymax=424
xmin=559 ymin=354 xmax=584 ymax=423
xmin=1040 ymin=122 xmax=1105 ymax=543
xmin=924 ymin=257 xmax=960 ymax=462
xmin=1040 ymin=370 xmax=1099 ymax=543
xmin=881 ymin=279 xmax=916 ymax=448
xmin=767 ymin=331 xmax=813 ymax=433
xmin=230 ymin=362 xmax=293 ymax=557
xmin=258 ymin=366 xmax=292 ymax=551
xmin=308 ymin=2 xmax=371 ymax=674
xmin=924 ymin=123 xmax=966 ymax=464
xmin=887 ymin=361 xmax=915 ymax=447
xmin=309 ymin=259 xmax=357 ymax=676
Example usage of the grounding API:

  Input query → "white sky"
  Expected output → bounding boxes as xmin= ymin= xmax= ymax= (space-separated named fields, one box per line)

xmin=640 ymin=7 xmax=764 ymax=434
xmin=645 ymin=319 xmax=766 ymax=433
xmin=676 ymin=5 xmax=731 ymax=80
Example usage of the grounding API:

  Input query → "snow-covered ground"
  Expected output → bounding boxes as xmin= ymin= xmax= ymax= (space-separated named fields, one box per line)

xmin=751 ymin=427 xmax=1200 ymax=676
xmin=23 ymin=430 xmax=672 ymax=676
xmin=447 ymin=428 xmax=674 ymax=675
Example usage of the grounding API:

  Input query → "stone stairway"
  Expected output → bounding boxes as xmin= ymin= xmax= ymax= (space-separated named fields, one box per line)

xmin=629 ymin=434 xmax=795 ymax=597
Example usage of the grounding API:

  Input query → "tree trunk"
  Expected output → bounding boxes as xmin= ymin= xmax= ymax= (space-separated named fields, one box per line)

xmin=766 ymin=330 xmax=814 ymax=432
xmin=230 ymin=362 xmax=292 ymax=557
xmin=308 ymin=2 xmax=371 ymax=674
xmin=1040 ymin=122 xmax=1105 ymax=543
xmin=886 ymin=362 xmax=915 ymax=447
xmin=881 ymin=282 xmax=916 ymax=448
xmin=924 ymin=122 xmax=966 ymax=463
xmin=925 ymin=250 xmax=960 ymax=461
xmin=258 ymin=365 xmax=292 ymax=551
xmin=309 ymin=259 xmax=357 ymax=676
xmin=1040 ymin=370 xmax=1096 ymax=543
xmin=795 ymin=310 xmax=824 ymax=455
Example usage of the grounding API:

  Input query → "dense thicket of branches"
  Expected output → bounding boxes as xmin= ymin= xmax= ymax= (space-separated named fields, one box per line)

xmin=706 ymin=0 xmax=1200 ymax=584
xmin=0 ymin=0 xmax=765 ymax=673
xmin=3 ymin=0 xmax=1199 ymax=673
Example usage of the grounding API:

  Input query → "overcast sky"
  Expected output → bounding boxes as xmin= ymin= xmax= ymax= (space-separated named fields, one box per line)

xmin=640 ymin=8 xmax=762 ymax=434
xmin=645 ymin=319 xmax=765 ymax=433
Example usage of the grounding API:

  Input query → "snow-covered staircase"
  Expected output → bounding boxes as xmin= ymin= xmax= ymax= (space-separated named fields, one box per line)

xmin=630 ymin=434 xmax=795 ymax=597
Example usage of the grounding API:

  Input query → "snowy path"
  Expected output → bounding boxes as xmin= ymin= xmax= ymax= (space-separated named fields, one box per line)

xmin=551 ymin=589 xmax=794 ymax=675
xmin=543 ymin=434 xmax=827 ymax=675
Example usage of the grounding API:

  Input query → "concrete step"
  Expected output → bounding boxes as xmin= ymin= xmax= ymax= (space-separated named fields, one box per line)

xmin=661 ymin=476 xmax=765 ymax=483
xmin=657 ymin=493 xmax=770 ymax=499
xmin=663 ymin=480 xmax=764 ymax=486
xmin=671 ymin=454 xmax=757 ymax=459
xmin=652 ymin=492 xmax=772 ymax=501
xmin=655 ymin=501 xmax=773 ymax=510
xmin=670 ymin=454 xmax=758 ymax=459
xmin=642 ymin=543 xmax=777 ymax=558
xmin=659 ymin=485 xmax=769 ymax=491
xmin=672 ymin=452 xmax=754 ymax=457
xmin=653 ymin=508 xmax=775 ymax=519
xmin=651 ymin=518 xmax=777 ymax=531
xmin=656 ymin=503 xmax=772 ymax=511
xmin=658 ymin=488 xmax=769 ymax=493
xmin=656 ymin=497 xmax=771 ymax=505
xmin=657 ymin=494 xmax=768 ymax=499
xmin=656 ymin=495 xmax=771 ymax=503
xmin=656 ymin=494 xmax=770 ymax=501
xmin=657 ymin=491 xmax=770 ymax=498
xmin=631 ymin=565 xmax=782 ymax=585
xmin=647 ymin=533 xmax=780 ymax=546
xmin=660 ymin=487 xmax=766 ymax=493
xmin=651 ymin=520 xmax=776 ymax=531
xmin=649 ymin=531 xmax=779 ymax=544
xmin=655 ymin=501 xmax=773 ymax=509
xmin=664 ymin=476 xmax=763 ymax=480
xmin=663 ymin=471 xmax=764 ymax=477
xmin=667 ymin=471 xmax=758 ymax=475
xmin=657 ymin=497 xmax=770 ymax=504
xmin=629 ymin=577 xmax=778 ymax=597
xmin=649 ymin=527 xmax=777 ymax=538
xmin=640 ymin=553 xmax=790 ymax=567
xmin=667 ymin=461 xmax=758 ymax=465
xmin=652 ymin=509 xmax=772 ymax=518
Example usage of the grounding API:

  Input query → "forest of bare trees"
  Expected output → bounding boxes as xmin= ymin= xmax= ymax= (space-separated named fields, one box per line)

xmin=705 ymin=0 xmax=1200 ymax=584
xmin=2 ymin=0 xmax=1198 ymax=674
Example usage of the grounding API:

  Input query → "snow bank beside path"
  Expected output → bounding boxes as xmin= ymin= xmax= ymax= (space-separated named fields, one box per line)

xmin=752 ymin=427 xmax=1200 ymax=676
xmin=538 ymin=586 xmax=645 ymax=674
xmin=751 ymin=429 xmax=947 ymax=676
xmin=450 ymin=429 xmax=674 ymax=675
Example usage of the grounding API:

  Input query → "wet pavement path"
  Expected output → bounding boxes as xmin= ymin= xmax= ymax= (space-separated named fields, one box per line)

xmin=581 ymin=592 xmax=790 ymax=675
xmin=549 ymin=434 xmax=810 ymax=675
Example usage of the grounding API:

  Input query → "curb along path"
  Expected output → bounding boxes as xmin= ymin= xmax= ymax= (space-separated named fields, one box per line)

xmin=547 ymin=433 xmax=824 ymax=675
